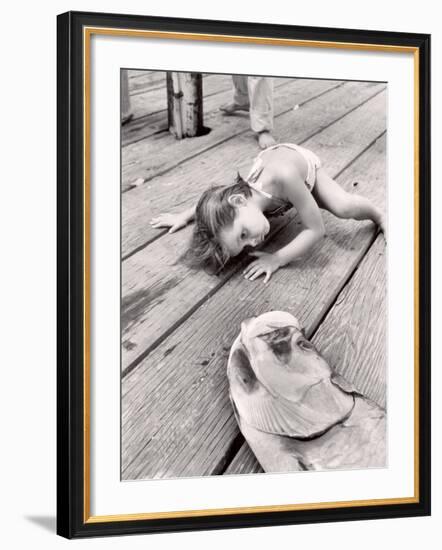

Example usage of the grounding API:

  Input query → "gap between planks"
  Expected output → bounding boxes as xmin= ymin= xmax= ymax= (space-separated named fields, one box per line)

xmin=121 ymin=134 xmax=386 ymax=479
xmin=121 ymin=89 xmax=386 ymax=375
xmin=121 ymin=82 xmax=384 ymax=258
xmin=121 ymin=77 xmax=327 ymax=190
xmin=223 ymin=232 xmax=386 ymax=475
xmin=123 ymin=74 xmax=302 ymax=147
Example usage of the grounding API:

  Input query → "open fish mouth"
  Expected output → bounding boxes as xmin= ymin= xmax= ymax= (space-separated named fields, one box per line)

xmin=240 ymin=311 xmax=301 ymax=340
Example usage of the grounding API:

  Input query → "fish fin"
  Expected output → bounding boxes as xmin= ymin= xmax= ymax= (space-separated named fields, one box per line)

xmin=235 ymin=390 xmax=323 ymax=438
xmin=239 ymin=419 xmax=306 ymax=473
xmin=228 ymin=332 xmax=352 ymax=439
xmin=228 ymin=347 xmax=259 ymax=394
xmin=228 ymin=336 xmax=340 ymax=438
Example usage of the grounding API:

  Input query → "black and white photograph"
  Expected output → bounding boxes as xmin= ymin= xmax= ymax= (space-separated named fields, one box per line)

xmin=54 ymin=8 xmax=430 ymax=540
xmin=121 ymin=70 xmax=387 ymax=481
xmin=1 ymin=0 xmax=437 ymax=545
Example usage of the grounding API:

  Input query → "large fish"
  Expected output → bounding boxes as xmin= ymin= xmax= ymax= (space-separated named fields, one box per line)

xmin=227 ymin=311 xmax=386 ymax=472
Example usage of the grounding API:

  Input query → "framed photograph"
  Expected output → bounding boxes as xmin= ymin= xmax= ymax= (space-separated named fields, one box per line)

xmin=57 ymin=11 xmax=431 ymax=538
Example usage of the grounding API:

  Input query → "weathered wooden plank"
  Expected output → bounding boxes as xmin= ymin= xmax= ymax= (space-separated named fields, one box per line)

xmin=123 ymin=74 xmax=218 ymax=147
xmin=128 ymin=70 xmax=157 ymax=80
xmin=223 ymin=442 xmax=263 ymax=475
xmin=122 ymin=76 xmax=294 ymax=148
xmin=121 ymin=134 xmax=386 ymax=479
xmin=121 ymin=77 xmax=324 ymax=189
xmin=225 ymin=234 xmax=386 ymax=475
xmin=122 ymin=221 xmax=383 ymax=479
xmin=121 ymin=90 xmax=386 ymax=372
xmin=122 ymin=81 xmax=384 ymax=256
xmin=128 ymin=74 xmax=164 ymax=119
xmin=128 ymin=73 xmax=233 ymax=122
xmin=121 ymin=211 xmax=290 ymax=372
xmin=127 ymin=70 xmax=167 ymax=95
xmin=129 ymin=72 xmax=216 ymax=98
xmin=122 ymin=76 xmax=306 ymax=186
xmin=313 ymin=235 xmax=387 ymax=407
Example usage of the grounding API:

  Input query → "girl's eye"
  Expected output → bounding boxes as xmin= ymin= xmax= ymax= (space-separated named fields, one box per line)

xmin=241 ymin=231 xmax=247 ymax=240
xmin=298 ymin=339 xmax=314 ymax=351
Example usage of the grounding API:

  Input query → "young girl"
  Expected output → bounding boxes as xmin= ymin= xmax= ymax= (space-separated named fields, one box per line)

xmin=150 ymin=143 xmax=385 ymax=283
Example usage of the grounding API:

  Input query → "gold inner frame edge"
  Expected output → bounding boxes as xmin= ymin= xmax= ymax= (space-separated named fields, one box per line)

xmin=82 ymin=26 xmax=421 ymax=524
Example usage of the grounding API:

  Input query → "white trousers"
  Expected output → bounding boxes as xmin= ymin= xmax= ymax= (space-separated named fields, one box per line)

xmin=232 ymin=75 xmax=274 ymax=133
xmin=121 ymin=70 xmax=131 ymax=118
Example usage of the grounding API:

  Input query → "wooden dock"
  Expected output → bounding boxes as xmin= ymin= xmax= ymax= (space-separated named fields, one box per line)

xmin=121 ymin=71 xmax=387 ymax=480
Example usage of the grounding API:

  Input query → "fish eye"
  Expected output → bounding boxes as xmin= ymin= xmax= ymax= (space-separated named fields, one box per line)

xmin=297 ymin=338 xmax=314 ymax=351
xmin=277 ymin=327 xmax=291 ymax=339
xmin=240 ymin=230 xmax=247 ymax=240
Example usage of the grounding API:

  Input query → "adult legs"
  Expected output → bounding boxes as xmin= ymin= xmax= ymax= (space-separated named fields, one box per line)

xmin=220 ymin=76 xmax=276 ymax=149
xmin=220 ymin=75 xmax=250 ymax=113
xmin=247 ymin=76 xmax=273 ymax=132
xmin=121 ymin=70 xmax=133 ymax=125
xmin=247 ymin=76 xmax=275 ymax=149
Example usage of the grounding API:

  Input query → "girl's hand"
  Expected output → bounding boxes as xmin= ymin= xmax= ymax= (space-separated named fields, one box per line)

xmin=150 ymin=212 xmax=188 ymax=233
xmin=243 ymin=251 xmax=282 ymax=284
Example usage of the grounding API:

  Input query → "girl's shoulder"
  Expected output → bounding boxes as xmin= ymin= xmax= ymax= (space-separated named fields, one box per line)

xmin=263 ymin=178 xmax=293 ymax=218
xmin=246 ymin=147 xmax=299 ymax=199
xmin=247 ymin=161 xmax=281 ymax=199
xmin=262 ymin=176 xmax=285 ymax=200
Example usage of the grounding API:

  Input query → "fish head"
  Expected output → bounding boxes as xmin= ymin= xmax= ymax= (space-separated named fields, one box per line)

xmin=227 ymin=311 xmax=355 ymax=440
xmin=239 ymin=311 xmax=332 ymax=400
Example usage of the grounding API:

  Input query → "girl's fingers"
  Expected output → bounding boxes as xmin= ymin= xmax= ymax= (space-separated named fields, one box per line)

xmin=243 ymin=266 xmax=258 ymax=279
xmin=151 ymin=214 xmax=171 ymax=224
xmin=263 ymin=270 xmax=272 ymax=284
xmin=243 ymin=263 xmax=256 ymax=275
xmin=170 ymin=222 xmax=186 ymax=233
xmin=244 ymin=268 xmax=257 ymax=279
xmin=244 ymin=264 xmax=260 ymax=277
xmin=248 ymin=268 xmax=264 ymax=281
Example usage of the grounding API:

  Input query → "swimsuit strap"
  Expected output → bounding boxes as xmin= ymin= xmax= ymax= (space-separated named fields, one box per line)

xmin=248 ymin=180 xmax=291 ymax=217
xmin=245 ymin=151 xmax=292 ymax=217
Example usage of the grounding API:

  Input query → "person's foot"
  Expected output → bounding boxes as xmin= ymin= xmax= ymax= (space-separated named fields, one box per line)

xmin=219 ymin=102 xmax=250 ymax=115
xmin=257 ymin=131 xmax=276 ymax=149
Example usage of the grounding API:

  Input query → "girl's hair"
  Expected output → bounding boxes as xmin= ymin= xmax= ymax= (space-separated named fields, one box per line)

xmin=182 ymin=173 xmax=252 ymax=274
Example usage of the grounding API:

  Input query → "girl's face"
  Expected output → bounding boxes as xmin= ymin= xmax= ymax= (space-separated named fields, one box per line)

xmin=219 ymin=200 xmax=270 ymax=257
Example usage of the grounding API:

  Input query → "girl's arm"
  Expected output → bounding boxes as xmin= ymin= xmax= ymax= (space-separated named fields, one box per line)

xmin=244 ymin=170 xmax=325 ymax=283
xmin=274 ymin=175 xmax=325 ymax=265
xmin=150 ymin=205 xmax=196 ymax=233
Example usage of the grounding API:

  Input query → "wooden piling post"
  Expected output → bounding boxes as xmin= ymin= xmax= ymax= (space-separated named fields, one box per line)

xmin=167 ymin=72 xmax=203 ymax=139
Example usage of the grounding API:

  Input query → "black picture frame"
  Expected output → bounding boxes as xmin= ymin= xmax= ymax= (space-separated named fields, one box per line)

xmin=57 ymin=10 xmax=431 ymax=539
